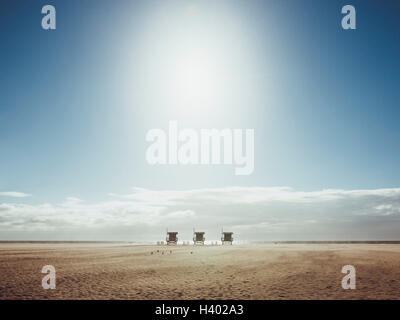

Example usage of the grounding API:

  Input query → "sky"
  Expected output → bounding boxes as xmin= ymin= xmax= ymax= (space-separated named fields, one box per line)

xmin=0 ymin=0 xmax=400 ymax=241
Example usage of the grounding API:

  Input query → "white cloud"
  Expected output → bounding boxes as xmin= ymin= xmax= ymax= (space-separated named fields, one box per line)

xmin=0 ymin=191 xmax=31 ymax=198
xmin=1 ymin=186 xmax=400 ymax=241
xmin=61 ymin=197 xmax=84 ymax=206
xmin=166 ymin=210 xmax=196 ymax=218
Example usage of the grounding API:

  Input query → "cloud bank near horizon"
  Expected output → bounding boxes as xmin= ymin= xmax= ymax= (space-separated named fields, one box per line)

xmin=0 ymin=191 xmax=31 ymax=198
xmin=1 ymin=186 xmax=400 ymax=241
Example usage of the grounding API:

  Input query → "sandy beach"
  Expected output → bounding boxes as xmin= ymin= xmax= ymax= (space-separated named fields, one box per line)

xmin=0 ymin=243 xmax=399 ymax=300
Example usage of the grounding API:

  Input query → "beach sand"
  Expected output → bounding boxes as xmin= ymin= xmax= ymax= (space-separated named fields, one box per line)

xmin=0 ymin=243 xmax=399 ymax=300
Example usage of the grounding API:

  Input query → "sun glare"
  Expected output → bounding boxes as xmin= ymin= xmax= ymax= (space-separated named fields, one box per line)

xmin=170 ymin=49 xmax=224 ymax=113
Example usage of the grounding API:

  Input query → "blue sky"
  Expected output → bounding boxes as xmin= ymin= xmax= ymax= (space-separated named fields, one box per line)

xmin=0 ymin=0 xmax=399 ymax=240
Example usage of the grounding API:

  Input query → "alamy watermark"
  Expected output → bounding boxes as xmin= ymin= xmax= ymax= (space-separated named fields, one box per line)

xmin=42 ymin=265 xmax=56 ymax=289
xmin=341 ymin=5 xmax=356 ymax=30
xmin=146 ymin=121 xmax=254 ymax=175
xmin=40 ymin=4 xmax=356 ymax=31
xmin=41 ymin=5 xmax=56 ymax=30
xmin=341 ymin=265 xmax=356 ymax=289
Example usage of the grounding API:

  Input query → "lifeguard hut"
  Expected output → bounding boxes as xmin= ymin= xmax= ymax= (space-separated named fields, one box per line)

xmin=193 ymin=228 xmax=205 ymax=245
xmin=221 ymin=228 xmax=233 ymax=245
xmin=166 ymin=229 xmax=178 ymax=245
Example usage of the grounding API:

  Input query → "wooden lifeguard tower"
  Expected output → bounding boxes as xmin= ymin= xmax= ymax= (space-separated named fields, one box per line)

xmin=221 ymin=228 xmax=233 ymax=245
xmin=166 ymin=229 xmax=178 ymax=245
xmin=193 ymin=228 xmax=205 ymax=245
